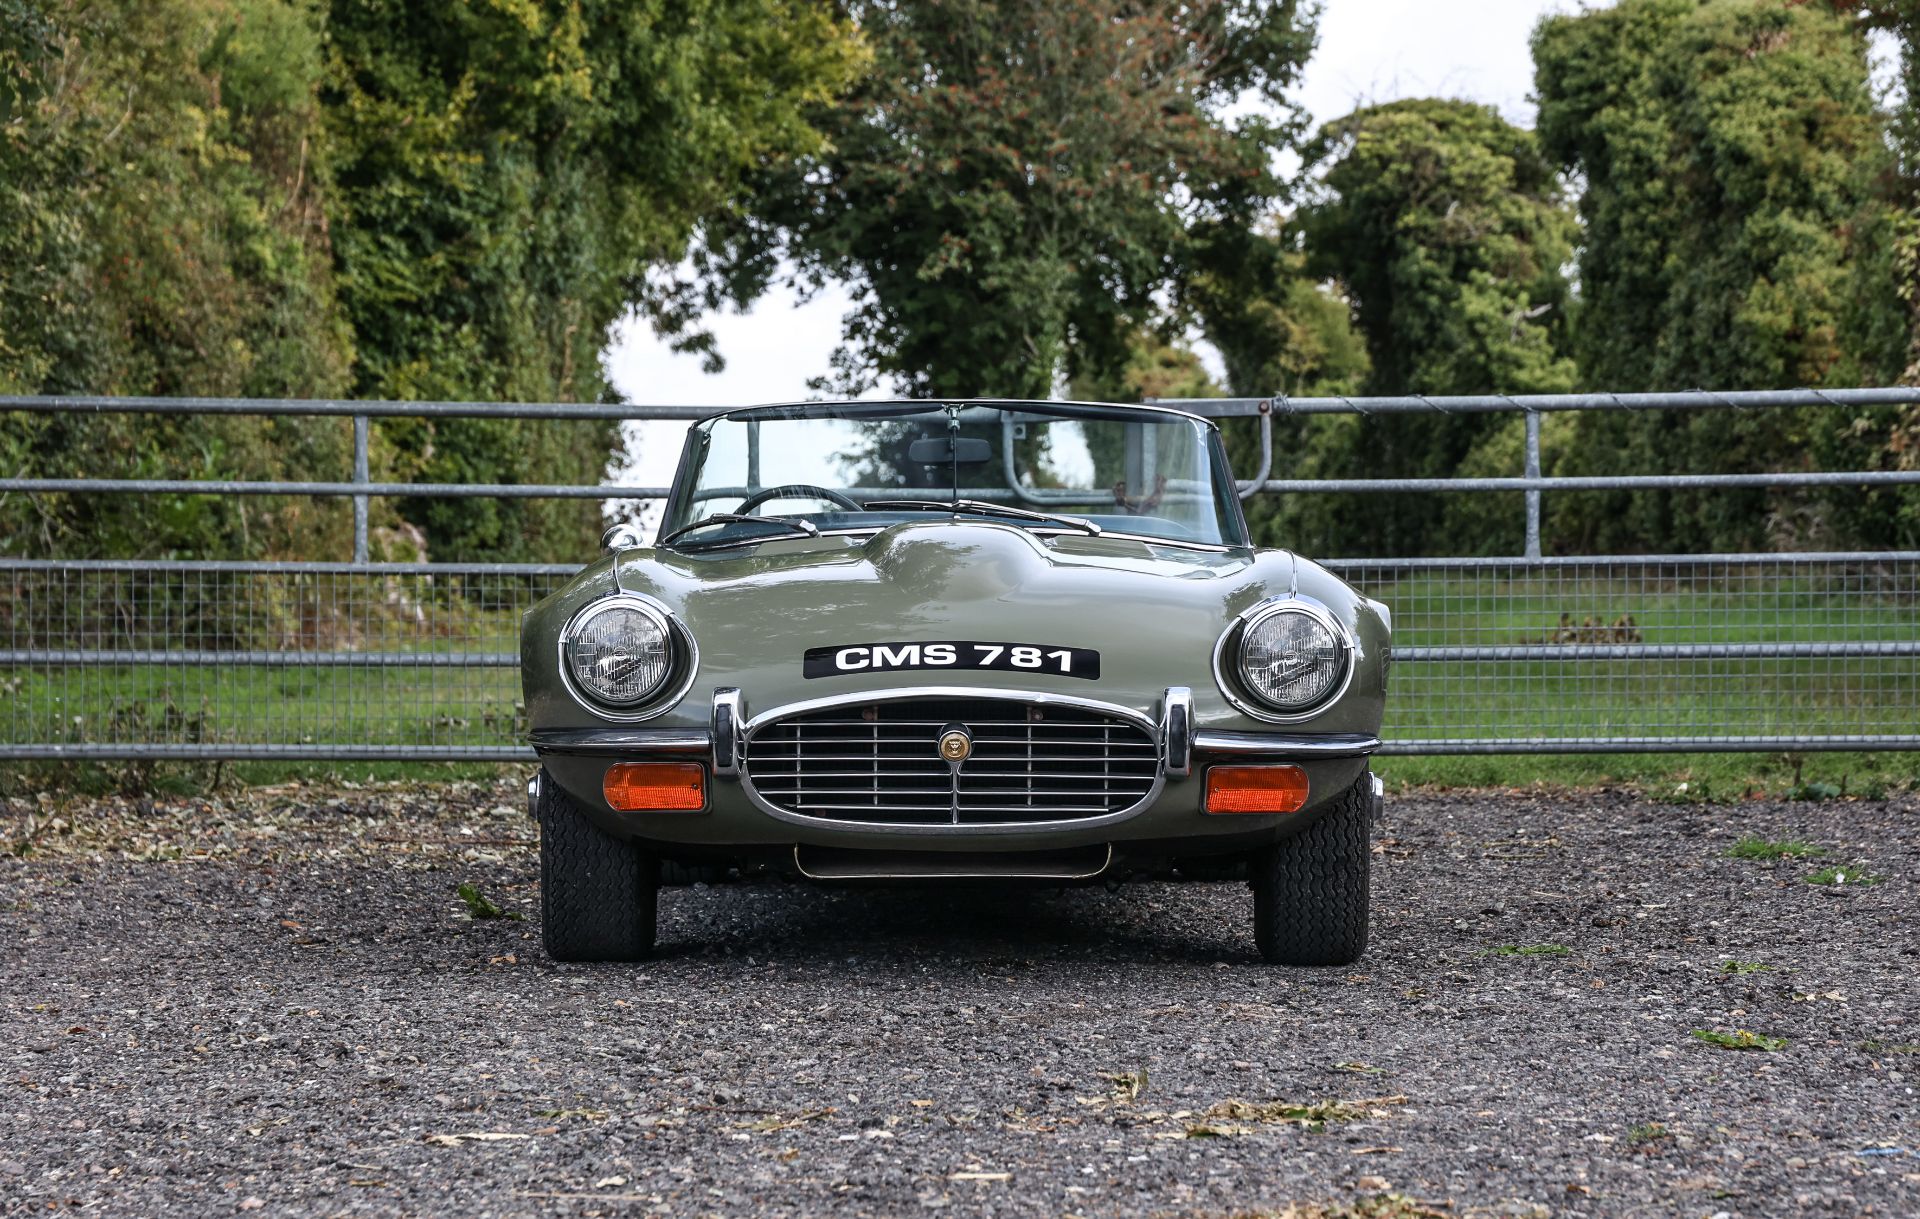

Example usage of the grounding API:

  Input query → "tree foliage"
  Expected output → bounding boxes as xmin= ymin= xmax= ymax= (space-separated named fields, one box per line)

xmin=322 ymin=0 xmax=862 ymax=558
xmin=1303 ymin=99 xmax=1576 ymax=401
xmin=725 ymin=0 xmax=1317 ymax=400
xmin=1534 ymin=0 xmax=1910 ymax=551
xmin=0 ymin=0 xmax=862 ymax=561
xmin=1 ymin=0 xmax=356 ymax=559
xmin=1196 ymin=99 xmax=1575 ymax=556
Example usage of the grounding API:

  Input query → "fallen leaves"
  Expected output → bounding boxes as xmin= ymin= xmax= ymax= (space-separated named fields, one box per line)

xmin=1182 ymin=1095 xmax=1407 ymax=1137
xmin=738 ymin=1108 xmax=836 ymax=1134
xmin=535 ymin=1108 xmax=608 ymax=1123
xmin=1107 ymin=1069 xmax=1148 ymax=1103
xmin=1271 ymin=1193 xmax=1450 ymax=1218
xmin=422 ymin=1131 xmax=530 ymax=1147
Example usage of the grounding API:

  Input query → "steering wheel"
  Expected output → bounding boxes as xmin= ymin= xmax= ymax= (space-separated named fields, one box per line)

xmin=735 ymin=483 xmax=864 ymax=515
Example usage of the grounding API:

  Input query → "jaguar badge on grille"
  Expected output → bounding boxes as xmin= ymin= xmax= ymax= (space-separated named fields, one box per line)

xmin=937 ymin=725 xmax=972 ymax=763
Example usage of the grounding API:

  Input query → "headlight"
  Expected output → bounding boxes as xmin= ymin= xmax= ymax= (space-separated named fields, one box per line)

xmin=1219 ymin=601 xmax=1352 ymax=718
xmin=561 ymin=599 xmax=674 ymax=707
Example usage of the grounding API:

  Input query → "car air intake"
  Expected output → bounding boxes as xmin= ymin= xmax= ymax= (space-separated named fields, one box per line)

xmin=744 ymin=696 xmax=1159 ymax=826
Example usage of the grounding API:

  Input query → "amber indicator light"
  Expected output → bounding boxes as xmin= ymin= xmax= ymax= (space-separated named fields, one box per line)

xmin=604 ymin=762 xmax=707 ymax=812
xmin=1204 ymin=765 xmax=1310 ymax=815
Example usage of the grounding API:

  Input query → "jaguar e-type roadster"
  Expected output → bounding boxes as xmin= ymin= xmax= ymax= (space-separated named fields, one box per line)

xmin=522 ymin=400 xmax=1390 ymax=964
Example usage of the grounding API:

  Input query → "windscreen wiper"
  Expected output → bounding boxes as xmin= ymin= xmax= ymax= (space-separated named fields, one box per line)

xmin=661 ymin=513 xmax=820 ymax=548
xmin=869 ymin=498 xmax=1102 ymax=537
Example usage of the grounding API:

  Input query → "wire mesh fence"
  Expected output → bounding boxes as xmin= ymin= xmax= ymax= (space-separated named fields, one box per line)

xmin=0 ymin=561 xmax=570 ymax=760
xmin=1328 ymin=554 xmax=1920 ymax=753
xmin=3 ymin=553 xmax=1914 ymax=759
xmin=3 ymin=391 xmax=1918 ymax=760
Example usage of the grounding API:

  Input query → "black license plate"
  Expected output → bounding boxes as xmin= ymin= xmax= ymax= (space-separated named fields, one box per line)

xmin=803 ymin=641 xmax=1101 ymax=681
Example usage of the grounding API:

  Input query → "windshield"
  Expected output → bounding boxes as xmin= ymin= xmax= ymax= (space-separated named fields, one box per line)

xmin=659 ymin=402 xmax=1249 ymax=549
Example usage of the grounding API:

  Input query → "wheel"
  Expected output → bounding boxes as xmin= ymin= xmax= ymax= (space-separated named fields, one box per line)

xmin=1249 ymin=770 xmax=1373 ymax=965
xmin=533 ymin=770 xmax=658 ymax=961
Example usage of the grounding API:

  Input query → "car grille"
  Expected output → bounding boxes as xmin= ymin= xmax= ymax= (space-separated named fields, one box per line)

xmin=744 ymin=696 xmax=1161 ymax=826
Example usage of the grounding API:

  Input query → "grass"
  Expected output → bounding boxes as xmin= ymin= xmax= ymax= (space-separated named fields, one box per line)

xmin=0 ymin=759 xmax=518 ymax=799
xmin=1860 ymin=1040 xmax=1920 ymax=1055
xmin=1726 ymin=836 xmax=1825 ymax=861
xmin=1718 ymin=960 xmax=1773 ymax=976
xmin=455 ymin=882 xmax=521 ymax=921
xmin=1375 ymin=751 xmax=1920 ymax=796
xmin=1481 ymin=943 xmax=1571 ymax=958
xmin=1691 ymin=1029 xmax=1787 ymax=1051
xmin=1804 ymin=863 xmax=1884 ymax=887
xmin=6 ymin=565 xmax=1920 ymax=795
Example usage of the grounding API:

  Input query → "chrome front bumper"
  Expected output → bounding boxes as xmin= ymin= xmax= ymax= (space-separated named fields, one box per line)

xmin=530 ymin=688 xmax=1381 ymax=851
xmin=528 ymin=685 xmax=1381 ymax=770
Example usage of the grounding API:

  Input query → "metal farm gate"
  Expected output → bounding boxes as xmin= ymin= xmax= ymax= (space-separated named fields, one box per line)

xmin=2 ymin=390 xmax=1916 ymax=761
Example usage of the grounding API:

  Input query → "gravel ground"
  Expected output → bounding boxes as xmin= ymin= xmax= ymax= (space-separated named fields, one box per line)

xmin=1 ymin=780 xmax=1916 ymax=1218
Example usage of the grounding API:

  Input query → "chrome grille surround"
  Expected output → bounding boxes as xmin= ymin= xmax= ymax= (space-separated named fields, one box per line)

xmin=739 ymin=688 xmax=1165 ymax=833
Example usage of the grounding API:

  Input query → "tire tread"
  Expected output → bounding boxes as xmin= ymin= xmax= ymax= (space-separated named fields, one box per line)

xmin=535 ymin=772 xmax=657 ymax=961
xmin=1250 ymin=771 xmax=1372 ymax=965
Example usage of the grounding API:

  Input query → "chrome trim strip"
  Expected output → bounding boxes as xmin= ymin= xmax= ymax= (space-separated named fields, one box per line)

xmin=1370 ymin=773 xmax=1385 ymax=822
xmin=1192 ymin=730 xmax=1381 ymax=758
xmin=740 ymin=684 xmax=1159 ymax=735
xmin=1209 ymin=595 xmax=1359 ymax=725
xmin=739 ymin=686 xmax=1165 ymax=836
xmin=526 ymin=770 xmax=542 ymax=818
xmin=529 ymin=728 xmax=712 ymax=757
xmin=791 ymin=843 xmax=1115 ymax=882
xmin=1162 ymin=686 xmax=1192 ymax=778
xmin=711 ymin=688 xmax=743 ymax=779
xmin=554 ymin=592 xmax=701 ymax=724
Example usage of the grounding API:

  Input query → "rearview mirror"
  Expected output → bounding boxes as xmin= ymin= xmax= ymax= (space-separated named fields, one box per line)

xmin=908 ymin=436 xmax=992 ymax=465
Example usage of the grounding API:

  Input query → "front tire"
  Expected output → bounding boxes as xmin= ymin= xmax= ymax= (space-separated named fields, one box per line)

xmin=1249 ymin=770 xmax=1373 ymax=965
xmin=533 ymin=771 xmax=658 ymax=961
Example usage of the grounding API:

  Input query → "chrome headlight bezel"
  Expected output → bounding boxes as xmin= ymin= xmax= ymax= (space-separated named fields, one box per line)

xmin=556 ymin=594 xmax=699 ymax=722
xmin=1211 ymin=597 xmax=1356 ymax=723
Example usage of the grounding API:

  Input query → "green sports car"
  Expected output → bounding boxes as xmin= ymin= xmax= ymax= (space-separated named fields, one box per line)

xmin=522 ymin=400 xmax=1390 ymax=963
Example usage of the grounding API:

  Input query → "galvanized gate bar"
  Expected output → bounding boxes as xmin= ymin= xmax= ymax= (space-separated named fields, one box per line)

xmin=1160 ymin=387 xmax=1920 ymax=415
xmin=0 ymin=394 xmax=719 ymax=420
xmin=1 ymin=650 xmax=518 ymax=667
xmin=0 ymin=477 xmax=674 ymax=499
xmin=9 ymin=384 xmax=1918 ymax=419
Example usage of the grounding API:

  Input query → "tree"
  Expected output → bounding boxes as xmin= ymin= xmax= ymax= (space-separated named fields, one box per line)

xmin=0 ymin=0 xmax=864 ymax=563
xmin=723 ymin=0 xmax=1318 ymax=400
xmin=322 ymin=0 xmax=863 ymax=559
xmin=1180 ymin=220 xmax=1369 ymax=554
xmin=1 ymin=0 xmax=357 ymax=561
xmin=1534 ymin=0 xmax=1906 ymax=551
xmin=1828 ymin=2 xmax=1920 ymax=545
xmin=1303 ymin=100 xmax=1576 ymax=401
xmin=1255 ymin=99 xmax=1577 ymax=556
